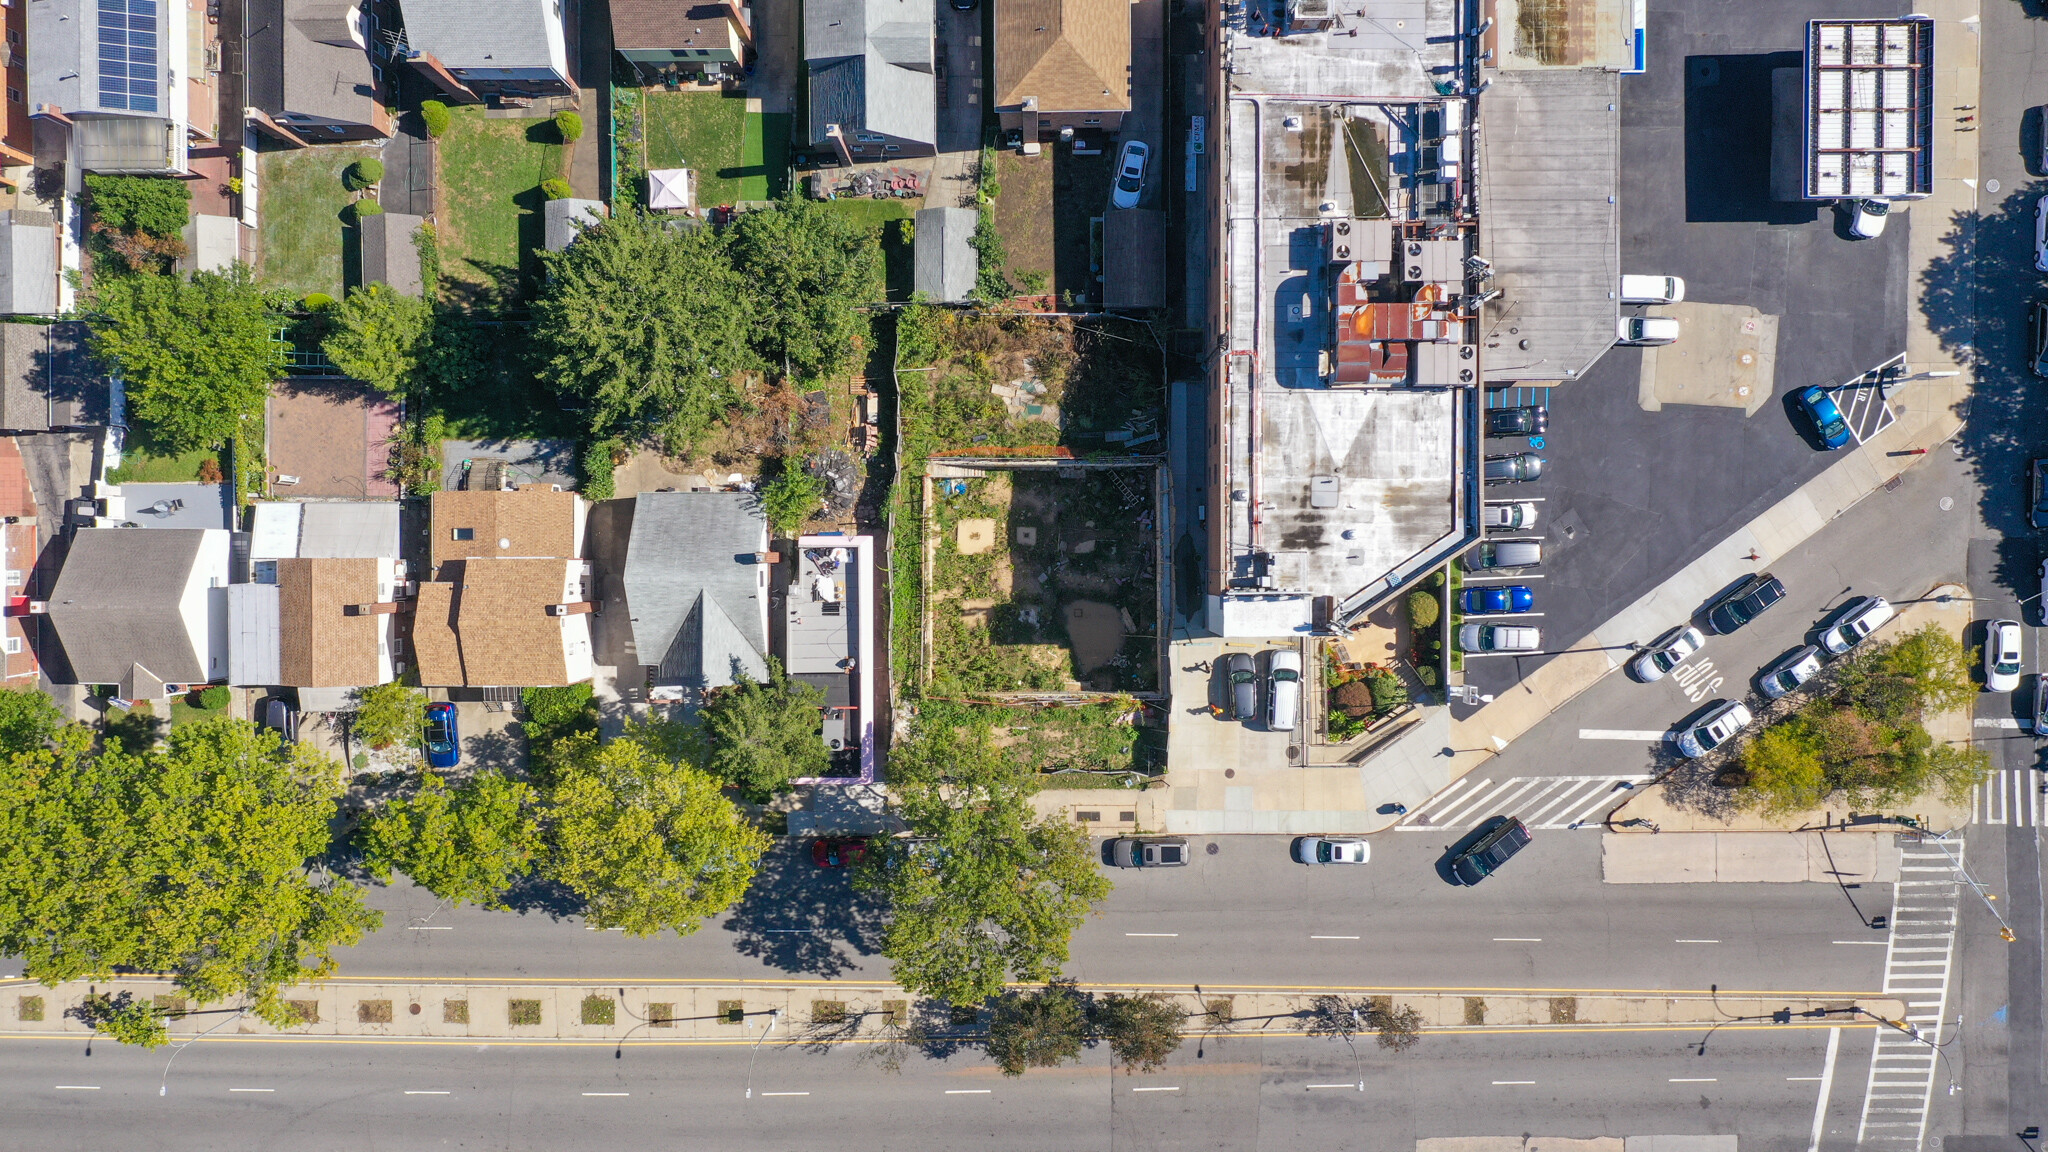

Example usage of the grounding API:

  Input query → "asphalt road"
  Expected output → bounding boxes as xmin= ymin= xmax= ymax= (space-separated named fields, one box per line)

xmin=0 ymin=1026 xmax=1881 ymax=1152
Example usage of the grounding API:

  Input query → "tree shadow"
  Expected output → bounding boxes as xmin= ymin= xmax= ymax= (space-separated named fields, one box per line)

xmin=497 ymin=872 xmax=585 ymax=918
xmin=101 ymin=705 xmax=161 ymax=752
xmin=462 ymin=726 xmax=526 ymax=775
xmin=719 ymin=840 xmax=887 ymax=977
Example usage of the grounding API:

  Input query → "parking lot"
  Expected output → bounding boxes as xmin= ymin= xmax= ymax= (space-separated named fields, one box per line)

xmin=1460 ymin=0 xmax=1911 ymax=702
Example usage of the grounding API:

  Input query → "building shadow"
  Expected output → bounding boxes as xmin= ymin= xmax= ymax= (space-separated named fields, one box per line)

xmin=1683 ymin=52 xmax=1815 ymax=225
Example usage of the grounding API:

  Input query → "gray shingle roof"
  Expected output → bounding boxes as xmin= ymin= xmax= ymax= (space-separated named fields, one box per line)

xmin=913 ymin=206 xmax=976 ymax=302
xmin=47 ymin=529 xmax=213 ymax=685
xmin=802 ymin=0 xmax=935 ymax=146
xmin=398 ymin=0 xmax=561 ymax=71
xmin=0 ymin=210 xmax=57 ymax=317
xmin=621 ymin=491 xmax=769 ymax=689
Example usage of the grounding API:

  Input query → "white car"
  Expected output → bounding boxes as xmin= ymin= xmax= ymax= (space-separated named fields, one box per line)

xmin=2036 ymin=195 xmax=2048 ymax=274
xmin=1849 ymin=198 xmax=1890 ymax=240
xmin=1631 ymin=625 xmax=1704 ymax=683
xmin=1986 ymin=619 xmax=2024 ymax=693
xmin=1757 ymin=645 xmax=1824 ymax=700
xmin=1619 ymin=275 xmax=1685 ymax=305
xmin=1112 ymin=140 xmax=1149 ymax=210
xmin=1292 ymin=836 xmax=1369 ymax=865
xmin=1266 ymin=648 xmax=1301 ymax=731
xmin=1820 ymin=596 xmax=1895 ymax=654
xmin=1483 ymin=501 xmax=1538 ymax=530
xmin=1459 ymin=623 xmax=1541 ymax=653
xmin=1617 ymin=315 xmax=1680 ymax=346
xmin=1675 ymin=700 xmax=1753 ymax=759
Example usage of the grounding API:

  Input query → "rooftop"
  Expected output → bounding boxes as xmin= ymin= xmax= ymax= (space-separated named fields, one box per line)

xmin=398 ymin=0 xmax=565 ymax=72
xmin=429 ymin=486 xmax=583 ymax=575
xmin=1221 ymin=0 xmax=1456 ymax=102
xmin=994 ymin=0 xmax=1132 ymax=113
xmin=411 ymin=558 xmax=592 ymax=687
xmin=250 ymin=501 xmax=403 ymax=561
xmin=621 ymin=490 xmax=769 ymax=689
xmin=275 ymin=557 xmax=387 ymax=687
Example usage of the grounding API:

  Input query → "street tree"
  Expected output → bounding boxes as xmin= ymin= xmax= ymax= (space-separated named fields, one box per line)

xmin=0 ymin=718 xmax=380 ymax=1032
xmin=543 ymin=731 xmax=770 ymax=936
xmin=1738 ymin=722 xmax=1830 ymax=817
xmin=0 ymin=686 xmax=62 ymax=756
xmin=699 ymin=659 xmax=827 ymax=801
xmin=351 ymin=682 xmax=427 ymax=752
xmin=1094 ymin=992 xmax=1185 ymax=1072
xmin=359 ymin=771 xmax=541 ymax=909
xmin=986 ymin=982 xmax=1089 ymax=1076
xmin=727 ymin=198 xmax=883 ymax=384
xmin=70 ymin=991 xmax=169 ymax=1049
xmin=81 ymin=266 xmax=286 ymax=454
xmin=321 ymin=283 xmax=434 ymax=397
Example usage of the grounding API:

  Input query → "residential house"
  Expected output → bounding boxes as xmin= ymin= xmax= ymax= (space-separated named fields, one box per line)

xmin=803 ymin=0 xmax=935 ymax=163
xmin=994 ymin=0 xmax=1131 ymax=140
xmin=411 ymin=486 xmax=593 ymax=688
xmin=613 ymin=0 xmax=751 ymax=83
xmin=28 ymin=0 xmax=194 ymax=174
xmin=43 ymin=527 xmax=232 ymax=698
xmin=228 ymin=502 xmax=406 ymax=706
xmin=0 ymin=519 xmax=36 ymax=685
xmin=0 ymin=0 xmax=32 ymax=174
xmin=620 ymin=490 xmax=769 ymax=693
xmin=397 ymin=0 xmax=573 ymax=101
xmin=246 ymin=0 xmax=394 ymax=146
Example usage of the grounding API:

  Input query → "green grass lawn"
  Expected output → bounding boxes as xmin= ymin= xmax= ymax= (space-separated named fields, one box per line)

xmin=107 ymin=447 xmax=218 ymax=485
xmin=823 ymin=198 xmax=914 ymax=230
xmin=642 ymin=92 xmax=789 ymax=204
xmin=437 ymin=107 xmax=566 ymax=310
xmin=169 ymin=695 xmax=228 ymax=727
xmin=258 ymin=143 xmax=383 ymax=299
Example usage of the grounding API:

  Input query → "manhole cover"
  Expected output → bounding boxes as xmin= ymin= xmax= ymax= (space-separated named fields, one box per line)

xmin=1939 ymin=497 xmax=1954 ymax=511
xmin=1988 ymin=178 xmax=2002 ymax=193
xmin=1287 ymin=745 xmax=1300 ymax=758
xmin=1206 ymin=842 xmax=1220 ymax=855
xmin=1737 ymin=351 xmax=1755 ymax=366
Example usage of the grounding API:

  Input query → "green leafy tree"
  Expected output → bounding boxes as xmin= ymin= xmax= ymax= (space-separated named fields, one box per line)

xmin=322 ymin=284 xmax=434 ymax=397
xmin=1094 ymin=992 xmax=1185 ymax=1072
xmin=84 ymin=174 xmax=192 ymax=236
xmin=1872 ymin=623 xmax=1977 ymax=715
xmin=699 ymin=659 xmax=827 ymax=801
xmin=0 ymin=718 xmax=381 ymax=1032
xmin=760 ymin=464 xmax=825 ymax=537
xmin=70 ymin=991 xmax=169 ymax=1049
xmin=349 ymin=200 xmax=384 ymax=222
xmin=543 ymin=731 xmax=770 ymax=935
xmin=360 ymin=772 xmax=541 ymax=908
xmin=81 ymin=267 xmax=286 ymax=454
xmin=554 ymin=110 xmax=584 ymax=143
xmin=1738 ymin=721 xmax=1830 ymax=817
xmin=351 ymin=682 xmax=428 ymax=752
xmin=858 ymin=722 xmax=1112 ymax=1005
xmin=532 ymin=210 xmax=753 ymax=447
xmin=0 ymin=686 xmax=62 ymax=756
xmin=344 ymin=158 xmax=384 ymax=190
xmin=727 ymin=198 xmax=884 ymax=383
xmin=986 ymin=982 xmax=1089 ymax=1076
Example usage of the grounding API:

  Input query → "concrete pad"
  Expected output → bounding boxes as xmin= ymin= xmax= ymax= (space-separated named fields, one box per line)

xmin=1420 ymin=1140 xmax=1624 ymax=1152
xmin=1636 ymin=303 xmax=1778 ymax=416
xmin=1602 ymin=832 xmax=1900 ymax=883
xmin=1626 ymin=1138 xmax=1739 ymax=1152
xmin=1604 ymin=833 xmax=1716 ymax=883
xmin=955 ymin=518 xmax=996 ymax=555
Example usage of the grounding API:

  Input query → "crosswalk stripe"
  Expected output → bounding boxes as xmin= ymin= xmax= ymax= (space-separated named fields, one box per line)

xmin=1972 ymin=769 xmax=2041 ymax=827
xmin=1395 ymin=774 xmax=1651 ymax=831
xmin=1857 ymin=837 xmax=1960 ymax=1152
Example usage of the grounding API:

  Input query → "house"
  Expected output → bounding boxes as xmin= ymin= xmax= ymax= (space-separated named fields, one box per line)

xmin=230 ymin=502 xmax=406 ymax=702
xmin=620 ymin=490 xmax=769 ymax=693
xmin=785 ymin=535 xmax=876 ymax=780
xmin=994 ymin=0 xmax=1131 ymax=140
xmin=0 ymin=322 xmax=89 ymax=433
xmin=28 ymin=0 xmax=195 ymax=174
xmin=0 ymin=0 xmax=32 ymax=174
xmin=912 ymin=206 xmax=976 ymax=303
xmin=0 ymin=519 xmax=36 ymax=685
xmin=613 ymin=0 xmax=752 ymax=83
xmin=43 ymin=527 xmax=232 ymax=698
xmin=803 ymin=0 xmax=936 ymax=163
xmin=359 ymin=211 xmax=426 ymax=296
xmin=245 ymin=0 xmax=393 ymax=146
xmin=412 ymin=487 xmax=593 ymax=688
xmin=0 ymin=210 xmax=55 ymax=317
xmin=397 ymin=0 xmax=573 ymax=101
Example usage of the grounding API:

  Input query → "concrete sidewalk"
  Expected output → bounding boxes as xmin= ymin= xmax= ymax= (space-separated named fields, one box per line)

xmin=1602 ymin=831 xmax=1901 ymax=885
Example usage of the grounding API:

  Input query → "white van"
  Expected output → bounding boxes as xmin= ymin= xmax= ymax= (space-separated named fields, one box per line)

xmin=1619 ymin=275 xmax=1685 ymax=305
xmin=1266 ymin=649 xmax=1302 ymax=731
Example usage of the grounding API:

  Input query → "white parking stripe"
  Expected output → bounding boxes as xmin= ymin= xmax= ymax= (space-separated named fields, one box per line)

xmin=1578 ymin=729 xmax=1668 ymax=741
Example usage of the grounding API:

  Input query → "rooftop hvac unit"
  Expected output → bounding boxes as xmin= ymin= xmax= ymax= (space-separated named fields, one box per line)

xmin=1327 ymin=218 xmax=1390 ymax=264
xmin=1290 ymin=0 xmax=1332 ymax=20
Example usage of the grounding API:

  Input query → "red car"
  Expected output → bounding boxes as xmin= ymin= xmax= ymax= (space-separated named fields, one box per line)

xmin=811 ymin=838 xmax=868 ymax=868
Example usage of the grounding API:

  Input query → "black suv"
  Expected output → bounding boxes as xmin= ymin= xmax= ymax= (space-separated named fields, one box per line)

xmin=1452 ymin=817 xmax=1532 ymax=884
xmin=1707 ymin=573 xmax=1787 ymax=635
xmin=1484 ymin=406 xmax=1549 ymax=437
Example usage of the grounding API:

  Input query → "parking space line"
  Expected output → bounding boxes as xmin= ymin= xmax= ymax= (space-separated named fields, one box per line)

xmin=760 ymin=1092 xmax=809 ymax=1097
xmin=1309 ymin=935 xmax=1360 ymax=940
xmin=1675 ymin=939 xmax=1721 ymax=944
xmin=582 ymin=1092 xmax=631 ymax=1097
xmin=404 ymin=1091 xmax=451 ymax=1095
xmin=1669 ymin=1078 xmax=1718 ymax=1083
xmin=945 ymin=1089 xmax=992 ymax=1094
xmin=1578 ymin=729 xmax=1668 ymax=741
xmin=228 ymin=1088 xmax=275 ymax=1093
xmin=53 ymin=1085 xmax=99 ymax=1091
xmin=1125 ymin=933 xmax=1179 ymax=937
xmin=1306 ymin=1083 xmax=1360 ymax=1089
xmin=1132 ymin=1086 xmax=1180 ymax=1093
xmin=1493 ymin=937 xmax=1542 ymax=942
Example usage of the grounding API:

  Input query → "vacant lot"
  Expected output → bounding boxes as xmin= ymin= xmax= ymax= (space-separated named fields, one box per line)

xmin=436 ymin=107 xmax=566 ymax=309
xmin=642 ymin=91 xmax=790 ymax=203
xmin=991 ymin=150 xmax=1112 ymax=302
xmin=258 ymin=142 xmax=382 ymax=300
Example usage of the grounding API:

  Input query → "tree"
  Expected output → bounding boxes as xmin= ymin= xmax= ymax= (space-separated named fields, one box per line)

xmin=555 ymin=110 xmax=584 ymax=143
xmin=344 ymin=158 xmax=384 ymax=190
xmin=542 ymin=178 xmax=574 ymax=201
xmin=727 ymin=198 xmax=884 ymax=383
xmin=351 ymin=682 xmax=427 ymax=752
xmin=1875 ymin=623 xmax=1977 ymax=715
xmin=543 ymin=732 xmax=769 ymax=936
xmin=532 ymin=211 xmax=754 ymax=447
xmin=1738 ymin=722 xmax=1829 ymax=817
xmin=1095 ymin=992 xmax=1185 ymax=1072
xmin=1406 ymin=589 xmax=1440 ymax=629
xmin=759 ymin=464 xmax=825 ymax=537
xmin=700 ymin=660 xmax=827 ymax=801
xmin=0 ymin=718 xmax=380 ymax=1032
xmin=359 ymin=772 xmax=541 ymax=908
xmin=1366 ymin=999 xmax=1425 ymax=1051
xmin=322 ymin=284 xmax=434 ymax=397
xmin=69 ymin=991 xmax=169 ymax=1049
xmin=857 ymin=722 xmax=1113 ymax=1005
xmin=84 ymin=174 xmax=192 ymax=237
xmin=0 ymin=686 xmax=62 ymax=756
xmin=986 ymin=982 xmax=1088 ymax=1076
xmin=81 ymin=267 xmax=286 ymax=454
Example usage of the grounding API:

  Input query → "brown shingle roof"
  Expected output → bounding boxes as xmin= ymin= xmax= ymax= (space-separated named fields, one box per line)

xmin=410 ymin=578 xmax=464 ymax=687
xmin=429 ymin=487 xmax=580 ymax=575
xmin=995 ymin=0 xmax=1131 ymax=114
xmin=611 ymin=0 xmax=746 ymax=50
xmin=276 ymin=557 xmax=383 ymax=687
xmin=411 ymin=558 xmax=582 ymax=687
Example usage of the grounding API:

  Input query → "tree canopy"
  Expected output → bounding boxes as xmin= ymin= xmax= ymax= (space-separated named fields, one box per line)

xmin=322 ymin=284 xmax=434 ymax=397
xmin=351 ymin=682 xmax=427 ymax=752
xmin=0 ymin=686 xmax=62 ymax=757
xmin=0 ymin=717 xmax=379 ymax=1026
xmin=726 ymin=198 xmax=883 ymax=384
xmin=359 ymin=771 xmax=541 ymax=909
xmin=699 ymin=659 xmax=827 ymax=801
xmin=82 ymin=266 xmax=286 ymax=454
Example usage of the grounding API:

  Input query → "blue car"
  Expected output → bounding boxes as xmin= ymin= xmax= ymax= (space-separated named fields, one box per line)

xmin=424 ymin=702 xmax=460 ymax=769
xmin=1461 ymin=585 xmax=1535 ymax=615
xmin=1797 ymin=386 xmax=1852 ymax=450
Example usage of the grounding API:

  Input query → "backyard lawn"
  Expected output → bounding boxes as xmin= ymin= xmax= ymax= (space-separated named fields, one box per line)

xmin=257 ymin=142 xmax=383 ymax=300
xmin=436 ymin=106 xmax=567 ymax=309
xmin=106 ymin=447 xmax=218 ymax=485
xmin=642 ymin=91 xmax=789 ymax=204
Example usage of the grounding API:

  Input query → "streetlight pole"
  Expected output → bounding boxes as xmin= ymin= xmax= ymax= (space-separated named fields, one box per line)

xmin=158 ymin=1006 xmax=248 ymax=1097
xmin=743 ymin=1009 xmax=780 ymax=1098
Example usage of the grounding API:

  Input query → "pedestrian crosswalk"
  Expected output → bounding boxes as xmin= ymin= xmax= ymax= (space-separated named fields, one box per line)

xmin=1971 ymin=769 xmax=2041 ymax=827
xmin=1855 ymin=840 xmax=1961 ymax=1151
xmin=1393 ymin=774 xmax=1651 ymax=832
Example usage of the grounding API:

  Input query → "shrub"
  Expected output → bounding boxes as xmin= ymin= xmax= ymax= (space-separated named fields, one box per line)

xmin=1331 ymin=680 xmax=1374 ymax=718
xmin=555 ymin=110 xmax=584 ymax=143
xmin=541 ymin=178 xmax=574 ymax=201
xmin=196 ymin=685 xmax=230 ymax=710
xmin=83 ymin=174 xmax=191 ymax=237
xmin=302 ymin=292 xmax=335 ymax=311
xmin=419 ymin=100 xmax=451 ymax=139
xmin=344 ymin=158 xmax=385 ymax=190
xmin=1366 ymin=670 xmax=1408 ymax=714
xmin=348 ymin=199 xmax=384 ymax=222
xmin=1416 ymin=665 xmax=1440 ymax=687
xmin=579 ymin=438 xmax=621 ymax=501
xmin=760 ymin=463 xmax=825 ymax=537
xmin=196 ymin=457 xmax=223 ymax=484
xmin=1406 ymin=589 xmax=1441 ymax=630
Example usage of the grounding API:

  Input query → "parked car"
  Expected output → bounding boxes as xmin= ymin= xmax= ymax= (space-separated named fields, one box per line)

xmin=1485 ymin=406 xmax=1549 ymax=437
xmin=1630 ymin=625 xmax=1704 ymax=682
xmin=1796 ymin=385 xmax=1853 ymax=450
xmin=2032 ymin=301 xmax=2048 ymax=379
xmin=1483 ymin=453 xmax=1544 ymax=484
xmin=1757 ymin=645 xmax=1824 ymax=700
xmin=1267 ymin=649 xmax=1302 ymax=731
xmin=1675 ymin=700 xmax=1754 ymax=758
xmin=811 ymin=838 xmax=869 ymax=868
xmin=2037 ymin=194 xmax=2048 ymax=273
xmin=1820 ymin=595 xmax=1895 ymax=654
xmin=1617 ymin=316 xmax=1680 ymax=346
xmin=1464 ymin=540 xmax=1542 ymax=572
xmin=424 ymin=702 xmax=460 ymax=769
xmin=1986 ymin=619 xmax=2024 ymax=693
xmin=2041 ymin=560 xmax=2048 ymax=625
xmin=1451 ymin=816 xmax=1532 ymax=884
xmin=1619 ymin=274 xmax=1686 ymax=305
xmin=1848 ymin=197 xmax=1891 ymax=240
xmin=258 ymin=697 xmax=298 ymax=744
xmin=1224 ymin=652 xmax=1258 ymax=721
xmin=1462 ymin=585 xmax=1535 ymax=615
xmin=1483 ymin=501 xmax=1538 ymax=530
xmin=1708 ymin=573 xmax=1787 ymax=634
xmin=2031 ymin=459 xmax=2048 ymax=530
xmin=1459 ymin=623 xmax=1541 ymax=653
xmin=1292 ymin=836 xmax=1369 ymax=865
xmin=1109 ymin=836 xmax=1189 ymax=867
xmin=1112 ymin=140 xmax=1150 ymax=209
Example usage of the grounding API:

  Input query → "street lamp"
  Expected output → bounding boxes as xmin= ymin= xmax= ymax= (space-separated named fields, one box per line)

xmin=159 ymin=1005 xmax=249 ymax=1097
xmin=743 ymin=1008 xmax=780 ymax=1098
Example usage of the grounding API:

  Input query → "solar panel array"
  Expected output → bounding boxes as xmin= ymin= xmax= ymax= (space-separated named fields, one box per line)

xmin=97 ymin=0 xmax=160 ymax=113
